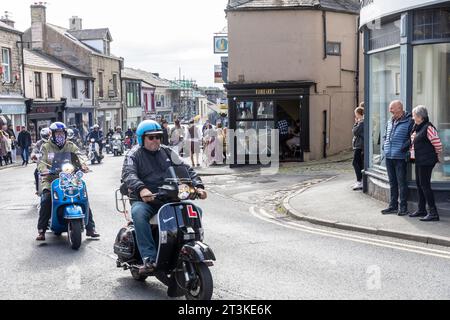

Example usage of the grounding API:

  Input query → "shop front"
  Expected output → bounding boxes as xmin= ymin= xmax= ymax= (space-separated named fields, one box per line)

xmin=0 ymin=97 xmax=27 ymax=132
xmin=226 ymin=82 xmax=313 ymax=166
xmin=361 ymin=0 xmax=450 ymax=211
xmin=26 ymin=100 xmax=66 ymax=142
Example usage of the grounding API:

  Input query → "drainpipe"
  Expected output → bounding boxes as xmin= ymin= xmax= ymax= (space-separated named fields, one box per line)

xmin=323 ymin=10 xmax=327 ymax=60
xmin=356 ymin=16 xmax=361 ymax=107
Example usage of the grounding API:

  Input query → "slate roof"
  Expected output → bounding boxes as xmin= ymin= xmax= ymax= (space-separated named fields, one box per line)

xmin=24 ymin=48 xmax=92 ymax=78
xmin=68 ymin=28 xmax=113 ymax=41
xmin=123 ymin=67 xmax=173 ymax=88
xmin=0 ymin=21 xmax=22 ymax=35
xmin=46 ymin=23 xmax=121 ymax=61
xmin=227 ymin=0 xmax=360 ymax=14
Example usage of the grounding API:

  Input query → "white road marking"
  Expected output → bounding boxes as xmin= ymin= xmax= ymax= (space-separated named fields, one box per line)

xmin=250 ymin=207 xmax=450 ymax=260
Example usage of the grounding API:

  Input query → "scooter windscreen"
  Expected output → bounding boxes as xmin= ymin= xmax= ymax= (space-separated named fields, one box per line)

xmin=48 ymin=152 xmax=83 ymax=175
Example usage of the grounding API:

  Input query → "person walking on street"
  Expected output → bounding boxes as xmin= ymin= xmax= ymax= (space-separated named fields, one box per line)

xmin=352 ymin=104 xmax=365 ymax=191
xmin=17 ymin=126 xmax=32 ymax=166
xmin=0 ymin=129 xmax=8 ymax=166
xmin=382 ymin=100 xmax=414 ymax=216
xmin=408 ymin=106 xmax=443 ymax=222
xmin=169 ymin=120 xmax=184 ymax=156
xmin=7 ymin=125 xmax=17 ymax=163
xmin=161 ymin=120 xmax=170 ymax=146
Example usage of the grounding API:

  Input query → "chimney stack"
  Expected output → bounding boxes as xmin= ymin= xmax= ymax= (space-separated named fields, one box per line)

xmin=30 ymin=3 xmax=47 ymax=51
xmin=1 ymin=12 xmax=15 ymax=28
xmin=69 ymin=16 xmax=82 ymax=31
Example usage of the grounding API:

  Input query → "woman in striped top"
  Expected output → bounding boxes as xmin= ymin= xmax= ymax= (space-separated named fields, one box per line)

xmin=409 ymin=106 xmax=443 ymax=222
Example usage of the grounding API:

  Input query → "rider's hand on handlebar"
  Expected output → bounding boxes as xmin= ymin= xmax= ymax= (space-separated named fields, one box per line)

xmin=140 ymin=188 xmax=156 ymax=203
xmin=196 ymin=188 xmax=208 ymax=200
xmin=81 ymin=165 xmax=90 ymax=173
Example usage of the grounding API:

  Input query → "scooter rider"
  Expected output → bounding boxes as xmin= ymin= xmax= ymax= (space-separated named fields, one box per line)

xmin=115 ymin=126 xmax=124 ymax=140
xmin=36 ymin=122 xmax=100 ymax=241
xmin=86 ymin=124 xmax=104 ymax=156
xmin=121 ymin=120 xmax=207 ymax=275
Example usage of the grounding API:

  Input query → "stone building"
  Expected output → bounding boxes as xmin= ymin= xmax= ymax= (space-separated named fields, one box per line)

xmin=22 ymin=4 xmax=124 ymax=132
xmin=0 ymin=18 xmax=26 ymax=131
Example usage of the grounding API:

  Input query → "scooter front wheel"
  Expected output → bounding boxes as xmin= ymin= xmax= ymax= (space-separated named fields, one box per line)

xmin=184 ymin=263 xmax=213 ymax=301
xmin=68 ymin=220 xmax=82 ymax=250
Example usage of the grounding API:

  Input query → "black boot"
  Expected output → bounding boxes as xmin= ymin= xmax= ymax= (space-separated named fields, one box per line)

xmin=409 ymin=210 xmax=428 ymax=218
xmin=420 ymin=207 xmax=440 ymax=222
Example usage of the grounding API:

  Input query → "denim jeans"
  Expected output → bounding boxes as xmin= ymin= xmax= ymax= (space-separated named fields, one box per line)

xmin=386 ymin=158 xmax=408 ymax=211
xmin=22 ymin=147 xmax=30 ymax=164
xmin=131 ymin=202 xmax=160 ymax=262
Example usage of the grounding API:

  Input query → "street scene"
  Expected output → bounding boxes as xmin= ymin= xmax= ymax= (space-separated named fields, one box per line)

xmin=1 ymin=0 xmax=450 ymax=302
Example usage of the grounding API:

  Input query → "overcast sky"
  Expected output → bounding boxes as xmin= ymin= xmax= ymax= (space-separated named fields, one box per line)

xmin=3 ymin=0 xmax=229 ymax=87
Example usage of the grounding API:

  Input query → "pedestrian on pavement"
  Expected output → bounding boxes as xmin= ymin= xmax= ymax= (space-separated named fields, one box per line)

xmin=187 ymin=119 xmax=201 ymax=167
xmin=161 ymin=120 xmax=170 ymax=146
xmin=408 ymin=106 xmax=443 ymax=222
xmin=381 ymin=100 xmax=415 ymax=216
xmin=17 ymin=126 xmax=32 ymax=166
xmin=352 ymin=104 xmax=365 ymax=191
xmin=7 ymin=125 xmax=17 ymax=163
xmin=0 ymin=129 xmax=8 ymax=166
xmin=169 ymin=120 xmax=184 ymax=156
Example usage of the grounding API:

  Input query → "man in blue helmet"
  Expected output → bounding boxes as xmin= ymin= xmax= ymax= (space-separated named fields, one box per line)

xmin=36 ymin=122 xmax=100 ymax=241
xmin=121 ymin=120 xmax=207 ymax=274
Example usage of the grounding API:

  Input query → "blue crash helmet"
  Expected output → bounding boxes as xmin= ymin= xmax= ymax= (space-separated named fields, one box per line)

xmin=136 ymin=120 xmax=163 ymax=146
xmin=49 ymin=122 xmax=67 ymax=133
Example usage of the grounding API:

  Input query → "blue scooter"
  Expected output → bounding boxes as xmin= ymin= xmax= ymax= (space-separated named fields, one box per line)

xmin=44 ymin=152 xmax=90 ymax=250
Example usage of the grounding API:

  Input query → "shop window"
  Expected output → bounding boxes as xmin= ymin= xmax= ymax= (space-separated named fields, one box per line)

xmin=413 ymin=8 xmax=450 ymax=41
xmin=257 ymin=101 xmax=274 ymax=119
xmin=369 ymin=48 xmax=401 ymax=169
xmin=368 ymin=20 xmax=401 ymax=51
xmin=237 ymin=101 xmax=254 ymax=120
xmin=413 ymin=43 xmax=450 ymax=181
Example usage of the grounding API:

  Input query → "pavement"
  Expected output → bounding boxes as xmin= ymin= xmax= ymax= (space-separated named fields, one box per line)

xmin=283 ymin=173 xmax=450 ymax=247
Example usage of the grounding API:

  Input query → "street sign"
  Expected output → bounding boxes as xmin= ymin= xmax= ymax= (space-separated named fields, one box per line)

xmin=214 ymin=36 xmax=228 ymax=54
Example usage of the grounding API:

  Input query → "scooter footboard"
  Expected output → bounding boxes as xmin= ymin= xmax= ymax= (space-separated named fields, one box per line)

xmin=180 ymin=242 xmax=216 ymax=263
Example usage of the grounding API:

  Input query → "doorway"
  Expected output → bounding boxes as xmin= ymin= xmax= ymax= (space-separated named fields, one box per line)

xmin=276 ymin=100 xmax=304 ymax=162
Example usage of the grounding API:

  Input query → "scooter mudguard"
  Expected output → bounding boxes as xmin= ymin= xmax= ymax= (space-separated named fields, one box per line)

xmin=180 ymin=242 xmax=216 ymax=263
xmin=64 ymin=205 xmax=85 ymax=220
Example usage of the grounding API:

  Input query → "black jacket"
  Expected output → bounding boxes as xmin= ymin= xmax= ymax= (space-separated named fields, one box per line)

xmin=352 ymin=121 xmax=364 ymax=150
xmin=413 ymin=122 xmax=439 ymax=167
xmin=121 ymin=145 xmax=204 ymax=199
xmin=18 ymin=131 xmax=32 ymax=148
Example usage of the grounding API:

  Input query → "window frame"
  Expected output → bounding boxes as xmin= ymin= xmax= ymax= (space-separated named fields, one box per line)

xmin=34 ymin=72 xmax=42 ymax=99
xmin=326 ymin=42 xmax=342 ymax=56
xmin=1 ymin=48 xmax=11 ymax=83
xmin=71 ymin=78 xmax=78 ymax=99
xmin=98 ymin=71 xmax=104 ymax=98
xmin=47 ymin=73 xmax=53 ymax=99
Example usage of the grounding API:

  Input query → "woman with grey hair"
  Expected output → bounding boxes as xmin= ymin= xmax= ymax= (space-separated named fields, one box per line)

xmin=409 ymin=105 xmax=443 ymax=222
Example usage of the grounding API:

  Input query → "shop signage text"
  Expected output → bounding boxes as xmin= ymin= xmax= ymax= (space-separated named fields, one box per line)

xmin=256 ymin=89 xmax=276 ymax=95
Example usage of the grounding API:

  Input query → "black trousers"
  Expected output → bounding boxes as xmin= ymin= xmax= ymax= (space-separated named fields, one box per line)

xmin=352 ymin=149 xmax=364 ymax=182
xmin=38 ymin=190 xmax=96 ymax=232
xmin=415 ymin=165 xmax=436 ymax=211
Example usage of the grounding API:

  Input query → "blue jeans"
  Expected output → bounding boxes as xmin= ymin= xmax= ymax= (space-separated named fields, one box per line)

xmin=131 ymin=202 xmax=159 ymax=262
xmin=22 ymin=147 xmax=30 ymax=164
xmin=386 ymin=158 xmax=408 ymax=211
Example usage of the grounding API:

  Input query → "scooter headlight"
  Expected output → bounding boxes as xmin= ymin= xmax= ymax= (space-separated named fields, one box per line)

xmin=61 ymin=163 xmax=75 ymax=174
xmin=178 ymin=184 xmax=191 ymax=200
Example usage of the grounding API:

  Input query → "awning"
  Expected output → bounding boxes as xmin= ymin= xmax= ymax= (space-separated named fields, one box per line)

xmin=0 ymin=103 xmax=27 ymax=115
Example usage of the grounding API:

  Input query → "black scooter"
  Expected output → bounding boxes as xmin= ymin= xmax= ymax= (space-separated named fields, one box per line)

xmin=114 ymin=166 xmax=216 ymax=300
